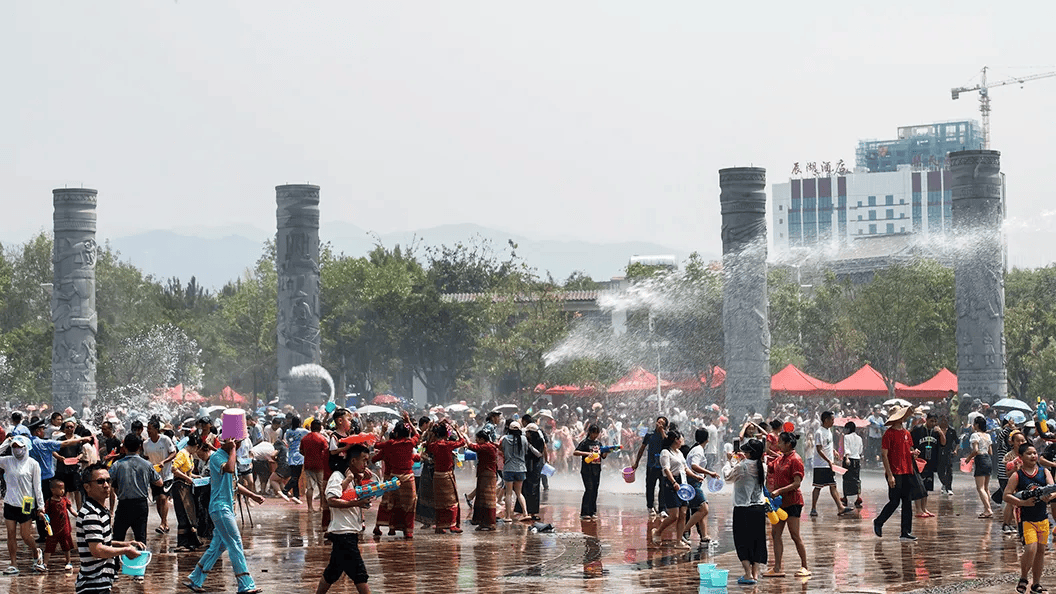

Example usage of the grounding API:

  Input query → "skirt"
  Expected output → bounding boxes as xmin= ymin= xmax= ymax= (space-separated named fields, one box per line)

xmin=732 ymin=505 xmax=768 ymax=564
xmin=432 ymin=470 xmax=461 ymax=528
xmin=471 ymin=471 xmax=497 ymax=527
xmin=375 ymin=473 xmax=416 ymax=532
xmin=416 ymin=463 xmax=436 ymax=526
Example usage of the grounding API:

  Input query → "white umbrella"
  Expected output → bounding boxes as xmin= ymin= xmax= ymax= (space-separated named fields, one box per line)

xmin=493 ymin=404 xmax=519 ymax=413
xmin=883 ymin=398 xmax=911 ymax=407
xmin=445 ymin=403 xmax=470 ymax=413
xmin=993 ymin=398 xmax=1033 ymax=413
xmin=357 ymin=405 xmax=400 ymax=417
xmin=205 ymin=405 xmax=226 ymax=416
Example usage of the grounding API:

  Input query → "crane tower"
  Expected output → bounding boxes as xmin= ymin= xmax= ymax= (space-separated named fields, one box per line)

xmin=951 ymin=66 xmax=1056 ymax=149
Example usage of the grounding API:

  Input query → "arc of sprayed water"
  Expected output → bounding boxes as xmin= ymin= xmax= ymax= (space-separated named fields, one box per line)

xmin=289 ymin=363 xmax=336 ymax=403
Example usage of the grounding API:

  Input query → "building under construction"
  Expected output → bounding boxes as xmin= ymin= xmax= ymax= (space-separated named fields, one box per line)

xmin=855 ymin=120 xmax=983 ymax=173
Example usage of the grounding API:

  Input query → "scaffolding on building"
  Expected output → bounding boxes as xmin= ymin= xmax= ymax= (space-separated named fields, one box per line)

xmin=855 ymin=120 xmax=983 ymax=173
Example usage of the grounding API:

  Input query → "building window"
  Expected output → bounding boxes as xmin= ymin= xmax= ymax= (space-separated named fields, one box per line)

xmin=869 ymin=210 xmax=877 ymax=220
xmin=886 ymin=223 xmax=894 ymax=234
xmin=779 ymin=205 xmax=783 ymax=211
xmin=858 ymin=214 xmax=863 ymax=221
xmin=885 ymin=195 xmax=894 ymax=205
xmin=857 ymin=200 xmax=863 ymax=207
xmin=900 ymin=227 xmax=906 ymax=233
xmin=869 ymin=224 xmax=877 ymax=234
xmin=868 ymin=196 xmax=877 ymax=206
xmin=858 ymin=229 xmax=863 ymax=235
xmin=779 ymin=219 xmax=784 ymax=224
xmin=886 ymin=209 xmax=894 ymax=220
xmin=901 ymin=212 xmax=906 ymax=219
xmin=779 ymin=233 xmax=784 ymax=238
xmin=900 ymin=198 xmax=906 ymax=204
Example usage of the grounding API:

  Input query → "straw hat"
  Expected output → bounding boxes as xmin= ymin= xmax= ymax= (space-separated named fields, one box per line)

xmin=886 ymin=405 xmax=917 ymax=426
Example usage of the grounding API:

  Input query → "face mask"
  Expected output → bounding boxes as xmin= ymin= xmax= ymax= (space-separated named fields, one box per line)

xmin=13 ymin=448 xmax=27 ymax=460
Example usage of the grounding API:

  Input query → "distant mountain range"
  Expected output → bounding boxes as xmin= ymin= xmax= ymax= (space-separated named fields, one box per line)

xmin=106 ymin=222 xmax=712 ymax=290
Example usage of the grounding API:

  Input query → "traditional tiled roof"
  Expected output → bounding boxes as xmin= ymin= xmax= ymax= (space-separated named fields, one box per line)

xmin=441 ymin=290 xmax=601 ymax=303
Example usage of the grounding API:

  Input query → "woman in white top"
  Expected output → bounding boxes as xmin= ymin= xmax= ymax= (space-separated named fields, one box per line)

xmin=650 ymin=430 xmax=701 ymax=549
xmin=724 ymin=438 xmax=767 ymax=585
xmin=966 ymin=415 xmax=994 ymax=518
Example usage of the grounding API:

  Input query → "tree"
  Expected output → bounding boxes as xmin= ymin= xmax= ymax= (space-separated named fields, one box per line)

xmin=853 ymin=260 xmax=955 ymax=395
xmin=218 ymin=242 xmax=278 ymax=402
xmin=563 ymin=271 xmax=602 ymax=291
xmin=1005 ymin=266 xmax=1056 ymax=400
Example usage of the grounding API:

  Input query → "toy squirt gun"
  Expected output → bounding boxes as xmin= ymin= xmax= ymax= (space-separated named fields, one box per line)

xmin=1011 ymin=483 xmax=1056 ymax=503
xmin=763 ymin=487 xmax=789 ymax=525
xmin=341 ymin=477 xmax=401 ymax=501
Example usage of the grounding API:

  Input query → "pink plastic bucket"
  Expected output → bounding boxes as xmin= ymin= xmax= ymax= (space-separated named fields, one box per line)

xmin=831 ymin=464 xmax=847 ymax=475
xmin=220 ymin=408 xmax=248 ymax=441
xmin=960 ymin=458 xmax=973 ymax=473
xmin=622 ymin=467 xmax=636 ymax=483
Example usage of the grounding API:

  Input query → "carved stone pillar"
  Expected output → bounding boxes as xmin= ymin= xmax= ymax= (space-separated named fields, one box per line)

xmin=276 ymin=185 xmax=322 ymax=407
xmin=950 ymin=150 xmax=1006 ymax=403
xmin=719 ymin=168 xmax=771 ymax=423
xmin=52 ymin=188 xmax=98 ymax=413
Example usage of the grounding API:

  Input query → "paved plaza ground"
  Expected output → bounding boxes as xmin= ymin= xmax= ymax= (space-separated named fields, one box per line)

xmin=4 ymin=467 xmax=1049 ymax=593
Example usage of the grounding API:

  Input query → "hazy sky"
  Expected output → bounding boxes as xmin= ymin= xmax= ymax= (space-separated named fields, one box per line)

xmin=5 ymin=2 xmax=1055 ymax=268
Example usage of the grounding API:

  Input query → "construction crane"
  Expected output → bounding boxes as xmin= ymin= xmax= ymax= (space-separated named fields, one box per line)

xmin=951 ymin=66 xmax=1056 ymax=149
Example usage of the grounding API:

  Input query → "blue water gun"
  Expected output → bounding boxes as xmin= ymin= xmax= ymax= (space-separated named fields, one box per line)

xmin=1038 ymin=400 xmax=1049 ymax=434
xmin=600 ymin=445 xmax=622 ymax=455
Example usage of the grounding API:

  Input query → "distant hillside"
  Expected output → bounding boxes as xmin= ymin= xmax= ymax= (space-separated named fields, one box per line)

xmin=106 ymin=223 xmax=712 ymax=290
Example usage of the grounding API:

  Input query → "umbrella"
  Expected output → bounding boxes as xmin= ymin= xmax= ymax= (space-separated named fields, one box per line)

xmin=373 ymin=394 xmax=400 ymax=405
xmin=834 ymin=417 xmax=870 ymax=429
xmin=445 ymin=403 xmax=470 ymax=413
xmin=1004 ymin=410 xmax=1028 ymax=424
xmin=357 ymin=405 xmax=400 ymax=417
xmin=883 ymin=398 xmax=911 ymax=407
xmin=205 ymin=405 xmax=226 ymax=416
xmin=993 ymin=398 xmax=1033 ymax=413
xmin=493 ymin=404 xmax=519 ymax=413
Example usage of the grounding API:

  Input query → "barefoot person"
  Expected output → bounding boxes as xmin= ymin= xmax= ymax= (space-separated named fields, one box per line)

xmin=184 ymin=435 xmax=266 ymax=594
xmin=765 ymin=432 xmax=810 ymax=578
xmin=1004 ymin=443 xmax=1054 ymax=594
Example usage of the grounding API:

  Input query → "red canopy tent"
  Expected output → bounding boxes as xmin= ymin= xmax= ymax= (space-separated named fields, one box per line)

xmin=771 ymin=364 xmax=835 ymax=396
xmin=162 ymin=384 xmax=184 ymax=402
xmin=216 ymin=386 xmax=247 ymax=404
xmin=535 ymin=384 xmax=600 ymax=398
xmin=182 ymin=390 xmax=206 ymax=403
xmin=831 ymin=364 xmax=908 ymax=398
xmin=898 ymin=368 xmax=957 ymax=400
xmin=607 ymin=367 xmax=673 ymax=394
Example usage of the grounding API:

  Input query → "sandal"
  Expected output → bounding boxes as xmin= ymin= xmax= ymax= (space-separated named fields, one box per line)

xmin=795 ymin=568 xmax=812 ymax=577
xmin=237 ymin=589 xmax=263 ymax=594
xmin=1031 ymin=584 xmax=1048 ymax=594
xmin=183 ymin=582 xmax=206 ymax=593
xmin=1018 ymin=577 xmax=1029 ymax=594
xmin=978 ymin=513 xmax=993 ymax=519
xmin=737 ymin=576 xmax=758 ymax=585
xmin=763 ymin=569 xmax=786 ymax=577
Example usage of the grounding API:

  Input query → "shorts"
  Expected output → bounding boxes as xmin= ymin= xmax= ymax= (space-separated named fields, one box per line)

xmin=4 ymin=503 xmax=34 ymax=524
xmin=252 ymin=460 xmax=271 ymax=479
xmin=45 ymin=530 xmax=75 ymax=554
xmin=502 ymin=471 xmax=527 ymax=482
xmin=783 ymin=504 xmax=803 ymax=518
xmin=151 ymin=480 xmax=173 ymax=499
xmin=812 ymin=467 xmax=836 ymax=487
xmin=688 ymin=482 xmax=707 ymax=508
xmin=920 ymin=470 xmax=934 ymax=492
xmin=1023 ymin=519 xmax=1051 ymax=545
xmin=974 ymin=454 xmax=992 ymax=477
xmin=322 ymin=533 xmax=369 ymax=585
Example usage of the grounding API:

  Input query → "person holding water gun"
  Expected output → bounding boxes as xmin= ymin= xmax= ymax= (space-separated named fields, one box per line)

xmin=574 ymin=424 xmax=606 ymax=520
xmin=315 ymin=442 xmax=377 ymax=594
xmin=1003 ymin=442 xmax=1055 ymax=594
xmin=764 ymin=432 xmax=811 ymax=578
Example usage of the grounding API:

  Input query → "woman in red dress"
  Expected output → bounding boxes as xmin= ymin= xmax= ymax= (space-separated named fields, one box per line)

xmin=426 ymin=421 xmax=467 ymax=534
xmin=466 ymin=430 xmax=501 ymax=530
xmin=371 ymin=413 xmax=419 ymax=539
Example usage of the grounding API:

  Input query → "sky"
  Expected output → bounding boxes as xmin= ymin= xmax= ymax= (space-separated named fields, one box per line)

xmin=4 ymin=1 xmax=1056 ymax=269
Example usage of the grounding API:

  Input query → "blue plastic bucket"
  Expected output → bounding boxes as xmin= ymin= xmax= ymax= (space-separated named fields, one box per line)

xmin=697 ymin=563 xmax=716 ymax=578
xmin=708 ymin=569 xmax=729 ymax=587
xmin=121 ymin=551 xmax=151 ymax=576
xmin=541 ymin=463 xmax=556 ymax=477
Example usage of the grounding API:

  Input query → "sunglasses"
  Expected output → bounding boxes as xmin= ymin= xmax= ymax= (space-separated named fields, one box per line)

xmin=90 ymin=478 xmax=112 ymax=486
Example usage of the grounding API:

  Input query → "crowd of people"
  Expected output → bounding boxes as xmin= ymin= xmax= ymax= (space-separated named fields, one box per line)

xmin=0 ymin=391 xmax=1051 ymax=593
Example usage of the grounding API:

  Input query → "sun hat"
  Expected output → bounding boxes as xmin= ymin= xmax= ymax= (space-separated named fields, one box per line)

xmin=886 ymin=405 xmax=917 ymax=426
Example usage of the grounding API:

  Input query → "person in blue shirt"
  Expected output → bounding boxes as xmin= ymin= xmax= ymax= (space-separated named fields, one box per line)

xmin=9 ymin=413 xmax=30 ymax=438
xmin=282 ymin=416 xmax=309 ymax=504
xmin=183 ymin=437 xmax=265 ymax=594
xmin=28 ymin=420 xmax=89 ymax=542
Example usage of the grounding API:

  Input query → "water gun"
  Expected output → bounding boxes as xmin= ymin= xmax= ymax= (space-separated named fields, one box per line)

xmin=1038 ymin=400 xmax=1049 ymax=434
xmin=342 ymin=477 xmax=401 ymax=500
xmin=600 ymin=445 xmax=622 ymax=455
xmin=43 ymin=514 xmax=53 ymax=537
xmin=585 ymin=453 xmax=600 ymax=463
xmin=1012 ymin=483 xmax=1056 ymax=503
xmin=763 ymin=487 xmax=788 ymax=525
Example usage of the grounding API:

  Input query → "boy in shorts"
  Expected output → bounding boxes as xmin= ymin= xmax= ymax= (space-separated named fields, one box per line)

xmin=316 ymin=442 xmax=376 ymax=594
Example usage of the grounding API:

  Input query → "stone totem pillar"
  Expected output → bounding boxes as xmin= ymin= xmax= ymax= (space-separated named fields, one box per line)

xmin=52 ymin=188 xmax=98 ymax=413
xmin=276 ymin=185 xmax=322 ymax=407
xmin=949 ymin=150 xmax=1006 ymax=403
xmin=719 ymin=168 xmax=771 ymax=423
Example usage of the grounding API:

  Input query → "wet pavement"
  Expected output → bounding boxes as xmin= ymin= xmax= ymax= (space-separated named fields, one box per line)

xmin=1 ymin=467 xmax=1045 ymax=593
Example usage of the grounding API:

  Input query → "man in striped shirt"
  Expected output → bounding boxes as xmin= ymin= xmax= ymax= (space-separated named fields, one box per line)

xmin=76 ymin=463 xmax=144 ymax=594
